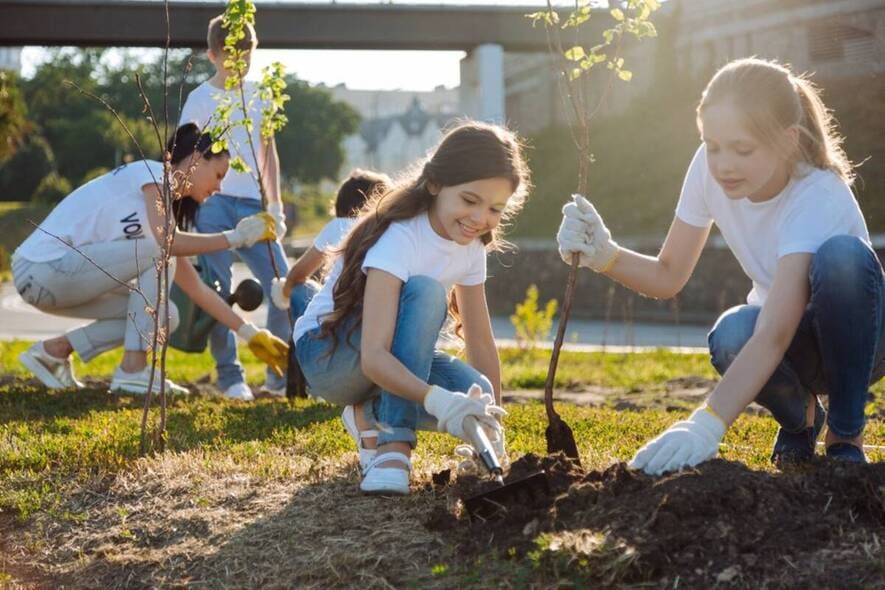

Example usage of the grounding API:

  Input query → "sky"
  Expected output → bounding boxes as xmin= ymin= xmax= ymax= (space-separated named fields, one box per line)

xmin=19 ymin=0 xmax=590 ymax=91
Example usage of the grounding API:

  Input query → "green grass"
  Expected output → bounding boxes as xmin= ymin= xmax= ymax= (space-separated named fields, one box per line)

xmin=499 ymin=347 xmax=718 ymax=390
xmin=1 ymin=340 xmax=721 ymax=393
xmin=1 ymin=340 xmax=883 ymax=586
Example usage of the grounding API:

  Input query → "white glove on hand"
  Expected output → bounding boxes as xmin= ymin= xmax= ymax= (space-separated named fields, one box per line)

xmin=424 ymin=384 xmax=505 ymax=445
xmin=270 ymin=277 xmax=290 ymax=310
xmin=556 ymin=194 xmax=619 ymax=272
xmin=628 ymin=406 xmax=726 ymax=476
xmin=223 ymin=212 xmax=277 ymax=249
xmin=267 ymin=202 xmax=287 ymax=238
xmin=454 ymin=421 xmax=509 ymax=475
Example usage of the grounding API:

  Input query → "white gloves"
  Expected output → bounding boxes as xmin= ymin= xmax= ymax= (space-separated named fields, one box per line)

xmin=556 ymin=194 xmax=619 ymax=273
xmin=223 ymin=212 xmax=277 ymax=249
xmin=267 ymin=202 xmax=287 ymax=238
xmin=629 ymin=406 xmax=727 ymax=476
xmin=424 ymin=384 xmax=506 ymax=446
xmin=455 ymin=425 xmax=508 ymax=475
xmin=270 ymin=277 xmax=290 ymax=310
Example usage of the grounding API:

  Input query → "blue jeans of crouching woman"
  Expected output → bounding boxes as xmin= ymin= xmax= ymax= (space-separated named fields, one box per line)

xmin=294 ymin=275 xmax=492 ymax=448
xmin=708 ymin=235 xmax=885 ymax=439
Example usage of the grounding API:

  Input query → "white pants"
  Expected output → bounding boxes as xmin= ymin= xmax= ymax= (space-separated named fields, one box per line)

xmin=12 ymin=239 xmax=179 ymax=361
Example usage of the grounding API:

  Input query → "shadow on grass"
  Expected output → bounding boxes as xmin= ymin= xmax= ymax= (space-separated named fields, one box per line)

xmin=1 ymin=378 xmax=341 ymax=447
xmin=0 ymin=379 xmax=119 ymax=423
xmin=163 ymin=400 xmax=342 ymax=448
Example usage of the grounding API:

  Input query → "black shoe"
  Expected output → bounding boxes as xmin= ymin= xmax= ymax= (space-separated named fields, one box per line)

xmin=826 ymin=442 xmax=867 ymax=463
xmin=770 ymin=401 xmax=826 ymax=466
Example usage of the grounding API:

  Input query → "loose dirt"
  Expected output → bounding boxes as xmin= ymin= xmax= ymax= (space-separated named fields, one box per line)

xmin=428 ymin=453 xmax=885 ymax=588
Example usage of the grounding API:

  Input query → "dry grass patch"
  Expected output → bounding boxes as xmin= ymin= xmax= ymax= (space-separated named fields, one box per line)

xmin=2 ymin=450 xmax=464 ymax=589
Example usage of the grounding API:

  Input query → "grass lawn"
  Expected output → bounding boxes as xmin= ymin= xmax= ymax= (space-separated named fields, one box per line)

xmin=1 ymin=340 xmax=883 ymax=588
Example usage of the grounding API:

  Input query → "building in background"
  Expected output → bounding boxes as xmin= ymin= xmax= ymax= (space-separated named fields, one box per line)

xmin=502 ymin=0 xmax=885 ymax=135
xmin=327 ymin=84 xmax=458 ymax=179
xmin=0 ymin=47 xmax=22 ymax=73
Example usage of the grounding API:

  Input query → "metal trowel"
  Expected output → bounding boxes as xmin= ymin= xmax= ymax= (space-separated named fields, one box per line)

xmin=460 ymin=416 xmax=550 ymax=520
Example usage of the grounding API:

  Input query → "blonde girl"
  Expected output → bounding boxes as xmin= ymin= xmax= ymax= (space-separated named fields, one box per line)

xmin=558 ymin=58 xmax=880 ymax=473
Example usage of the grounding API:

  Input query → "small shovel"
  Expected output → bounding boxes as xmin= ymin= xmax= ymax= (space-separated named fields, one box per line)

xmin=544 ymin=254 xmax=581 ymax=465
xmin=461 ymin=416 xmax=551 ymax=520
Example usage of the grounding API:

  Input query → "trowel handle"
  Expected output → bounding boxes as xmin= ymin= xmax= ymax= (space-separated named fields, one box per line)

xmin=463 ymin=415 xmax=503 ymax=477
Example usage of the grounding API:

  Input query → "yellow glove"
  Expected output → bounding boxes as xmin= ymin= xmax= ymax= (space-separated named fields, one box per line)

xmin=236 ymin=322 xmax=289 ymax=377
xmin=254 ymin=212 xmax=279 ymax=242
xmin=223 ymin=212 xmax=279 ymax=249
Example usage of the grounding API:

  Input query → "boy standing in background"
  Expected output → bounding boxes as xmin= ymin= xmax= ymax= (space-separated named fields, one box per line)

xmin=180 ymin=15 xmax=289 ymax=401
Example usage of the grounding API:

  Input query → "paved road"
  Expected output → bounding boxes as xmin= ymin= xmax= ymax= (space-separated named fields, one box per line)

xmin=1 ymin=262 xmax=709 ymax=351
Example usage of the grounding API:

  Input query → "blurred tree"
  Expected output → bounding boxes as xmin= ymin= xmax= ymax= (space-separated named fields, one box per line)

xmin=20 ymin=49 xmax=360 ymax=192
xmin=0 ymin=135 xmax=55 ymax=202
xmin=0 ymin=70 xmax=30 ymax=164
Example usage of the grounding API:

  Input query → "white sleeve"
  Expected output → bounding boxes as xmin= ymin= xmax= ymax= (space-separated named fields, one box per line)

xmin=313 ymin=219 xmax=343 ymax=252
xmin=179 ymin=89 xmax=209 ymax=127
xmin=674 ymin=145 xmax=714 ymax=228
xmin=362 ymin=224 xmax=414 ymax=283
xmin=457 ymin=243 xmax=487 ymax=286
xmin=777 ymin=179 xmax=859 ymax=257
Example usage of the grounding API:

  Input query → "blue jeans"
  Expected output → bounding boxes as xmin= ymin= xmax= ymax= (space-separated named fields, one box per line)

xmin=708 ymin=236 xmax=885 ymax=438
xmin=195 ymin=194 xmax=290 ymax=390
xmin=289 ymin=281 xmax=319 ymax=325
xmin=294 ymin=275 xmax=492 ymax=448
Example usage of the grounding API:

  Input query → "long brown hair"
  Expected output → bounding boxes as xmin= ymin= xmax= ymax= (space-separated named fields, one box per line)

xmin=318 ymin=120 xmax=531 ymax=350
xmin=697 ymin=57 xmax=854 ymax=184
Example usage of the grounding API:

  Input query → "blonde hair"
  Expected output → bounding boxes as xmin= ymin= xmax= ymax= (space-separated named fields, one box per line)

xmin=697 ymin=57 xmax=854 ymax=184
xmin=207 ymin=14 xmax=257 ymax=55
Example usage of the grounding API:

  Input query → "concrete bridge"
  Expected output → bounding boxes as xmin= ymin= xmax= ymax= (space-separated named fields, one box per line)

xmin=0 ymin=1 xmax=607 ymax=121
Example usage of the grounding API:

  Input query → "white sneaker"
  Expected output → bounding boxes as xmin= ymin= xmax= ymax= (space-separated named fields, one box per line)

xmin=223 ymin=382 xmax=254 ymax=401
xmin=360 ymin=452 xmax=411 ymax=496
xmin=109 ymin=366 xmax=190 ymax=396
xmin=258 ymin=383 xmax=286 ymax=398
xmin=19 ymin=342 xmax=83 ymax=389
xmin=342 ymin=405 xmax=378 ymax=472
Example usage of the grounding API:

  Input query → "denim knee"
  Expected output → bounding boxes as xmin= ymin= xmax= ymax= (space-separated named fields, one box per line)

xmin=708 ymin=305 xmax=759 ymax=375
xmin=289 ymin=282 xmax=318 ymax=320
xmin=402 ymin=275 xmax=447 ymax=311
xmin=399 ymin=275 xmax=447 ymax=340
xmin=810 ymin=235 xmax=877 ymax=299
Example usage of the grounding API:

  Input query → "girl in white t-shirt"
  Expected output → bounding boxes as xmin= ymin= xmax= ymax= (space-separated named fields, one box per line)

xmin=293 ymin=122 xmax=530 ymax=495
xmin=269 ymin=169 xmax=391 ymax=323
xmin=558 ymin=58 xmax=882 ymax=473
xmin=13 ymin=124 xmax=289 ymax=397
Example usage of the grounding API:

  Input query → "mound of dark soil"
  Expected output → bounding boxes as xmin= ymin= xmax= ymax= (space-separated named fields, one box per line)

xmin=428 ymin=454 xmax=885 ymax=588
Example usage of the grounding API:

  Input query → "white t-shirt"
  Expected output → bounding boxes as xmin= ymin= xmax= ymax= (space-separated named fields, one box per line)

xmin=15 ymin=160 xmax=163 ymax=263
xmin=179 ymin=80 xmax=267 ymax=201
xmin=293 ymin=212 xmax=487 ymax=343
xmin=675 ymin=145 xmax=870 ymax=305
xmin=313 ymin=217 xmax=357 ymax=253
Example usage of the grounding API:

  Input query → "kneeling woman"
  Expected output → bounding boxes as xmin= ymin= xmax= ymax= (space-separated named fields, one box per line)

xmin=13 ymin=124 xmax=288 ymax=395
xmin=293 ymin=122 xmax=529 ymax=494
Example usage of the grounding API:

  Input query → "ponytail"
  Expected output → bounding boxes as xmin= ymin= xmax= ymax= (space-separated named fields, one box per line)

xmin=792 ymin=76 xmax=854 ymax=184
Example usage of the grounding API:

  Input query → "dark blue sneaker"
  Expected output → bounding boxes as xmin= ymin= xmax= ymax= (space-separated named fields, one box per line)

xmin=826 ymin=442 xmax=867 ymax=463
xmin=770 ymin=400 xmax=826 ymax=466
